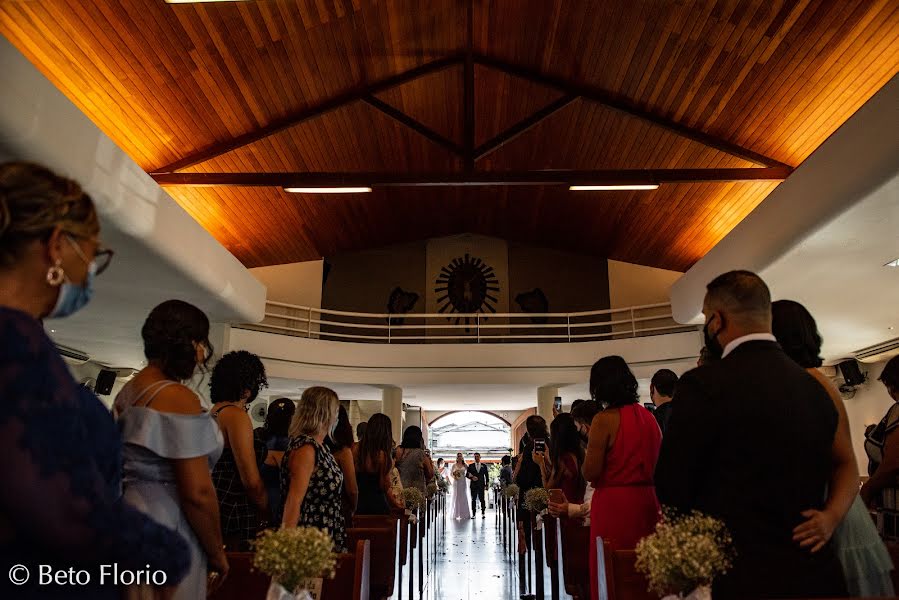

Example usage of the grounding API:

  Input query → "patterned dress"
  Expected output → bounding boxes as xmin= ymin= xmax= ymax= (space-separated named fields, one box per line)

xmin=281 ymin=434 xmax=347 ymax=552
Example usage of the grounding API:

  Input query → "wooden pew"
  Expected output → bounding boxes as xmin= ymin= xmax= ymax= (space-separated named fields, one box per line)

xmin=347 ymin=524 xmax=398 ymax=600
xmin=560 ymin=520 xmax=590 ymax=600
xmin=596 ymin=538 xmax=655 ymax=600
xmin=209 ymin=539 xmax=371 ymax=600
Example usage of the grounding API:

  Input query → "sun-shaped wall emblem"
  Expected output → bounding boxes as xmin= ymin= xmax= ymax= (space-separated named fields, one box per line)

xmin=435 ymin=253 xmax=499 ymax=328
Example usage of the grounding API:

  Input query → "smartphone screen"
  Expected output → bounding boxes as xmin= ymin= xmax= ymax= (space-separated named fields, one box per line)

xmin=549 ymin=488 xmax=564 ymax=504
xmin=533 ymin=438 xmax=545 ymax=453
xmin=553 ymin=396 xmax=562 ymax=412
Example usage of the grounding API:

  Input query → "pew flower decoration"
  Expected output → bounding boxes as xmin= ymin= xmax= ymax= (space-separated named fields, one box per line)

xmin=524 ymin=487 xmax=550 ymax=530
xmin=403 ymin=487 xmax=425 ymax=523
xmin=635 ymin=509 xmax=733 ymax=600
xmin=427 ymin=482 xmax=438 ymax=498
xmin=503 ymin=483 xmax=520 ymax=499
xmin=523 ymin=487 xmax=549 ymax=512
xmin=253 ymin=526 xmax=336 ymax=600
xmin=437 ymin=477 xmax=449 ymax=493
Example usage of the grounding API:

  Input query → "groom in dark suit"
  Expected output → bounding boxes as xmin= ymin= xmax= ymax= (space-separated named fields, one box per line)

xmin=466 ymin=452 xmax=489 ymax=518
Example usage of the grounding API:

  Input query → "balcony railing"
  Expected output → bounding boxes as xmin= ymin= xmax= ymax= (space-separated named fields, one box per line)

xmin=236 ymin=301 xmax=698 ymax=344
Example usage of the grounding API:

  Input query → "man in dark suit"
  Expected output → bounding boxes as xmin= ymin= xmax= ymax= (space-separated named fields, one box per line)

xmin=466 ymin=452 xmax=489 ymax=518
xmin=655 ymin=271 xmax=847 ymax=599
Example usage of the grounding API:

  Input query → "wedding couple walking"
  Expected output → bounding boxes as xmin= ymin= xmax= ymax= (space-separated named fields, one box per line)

xmin=450 ymin=452 xmax=489 ymax=520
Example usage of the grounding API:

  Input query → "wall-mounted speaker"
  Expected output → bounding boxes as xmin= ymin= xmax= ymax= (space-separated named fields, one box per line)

xmin=95 ymin=369 xmax=117 ymax=396
xmin=838 ymin=359 xmax=866 ymax=387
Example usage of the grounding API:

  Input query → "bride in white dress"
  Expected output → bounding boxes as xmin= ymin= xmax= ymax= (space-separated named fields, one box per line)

xmin=451 ymin=453 xmax=471 ymax=520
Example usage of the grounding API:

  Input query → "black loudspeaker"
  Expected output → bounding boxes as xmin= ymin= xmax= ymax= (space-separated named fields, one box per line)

xmin=95 ymin=369 xmax=117 ymax=396
xmin=838 ymin=360 xmax=865 ymax=387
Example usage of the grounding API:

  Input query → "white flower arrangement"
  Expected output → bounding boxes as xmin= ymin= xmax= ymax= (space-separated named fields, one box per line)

xmin=451 ymin=469 xmax=463 ymax=481
xmin=635 ymin=509 xmax=734 ymax=597
xmin=253 ymin=527 xmax=336 ymax=595
xmin=523 ymin=487 xmax=549 ymax=512
xmin=503 ymin=483 xmax=520 ymax=499
xmin=403 ymin=487 xmax=425 ymax=511
xmin=437 ymin=477 xmax=449 ymax=492
xmin=427 ymin=482 xmax=438 ymax=497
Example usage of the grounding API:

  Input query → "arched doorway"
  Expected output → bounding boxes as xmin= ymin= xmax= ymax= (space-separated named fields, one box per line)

xmin=428 ymin=411 xmax=512 ymax=464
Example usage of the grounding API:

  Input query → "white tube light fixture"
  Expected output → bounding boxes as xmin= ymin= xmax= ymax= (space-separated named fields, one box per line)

xmin=569 ymin=184 xmax=660 ymax=191
xmin=885 ymin=258 xmax=899 ymax=267
xmin=283 ymin=187 xmax=372 ymax=194
xmin=165 ymin=1 xmax=251 ymax=4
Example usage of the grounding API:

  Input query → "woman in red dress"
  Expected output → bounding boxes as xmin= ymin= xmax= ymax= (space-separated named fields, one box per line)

xmin=583 ymin=355 xmax=662 ymax=600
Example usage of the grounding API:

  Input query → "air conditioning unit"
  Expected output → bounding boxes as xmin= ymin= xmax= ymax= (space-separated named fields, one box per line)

xmin=854 ymin=336 xmax=899 ymax=364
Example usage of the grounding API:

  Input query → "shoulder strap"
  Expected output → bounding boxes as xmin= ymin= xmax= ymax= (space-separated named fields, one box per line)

xmin=211 ymin=403 xmax=244 ymax=419
xmin=133 ymin=380 xmax=180 ymax=408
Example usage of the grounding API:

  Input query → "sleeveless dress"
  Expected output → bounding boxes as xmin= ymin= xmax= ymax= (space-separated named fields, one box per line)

xmin=116 ymin=380 xmax=223 ymax=600
xmin=589 ymin=404 xmax=662 ymax=600
xmin=210 ymin=404 xmax=267 ymax=549
xmin=280 ymin=434 xmax=347 ymax=552
xmin=257 ymin=430 xmax=290 ymax=524
xmin=397 ymin=447 xmax=427 ymax=492
xmin=0 ymin=307 xmax=190 ymax=599
xmin=452 ymin=463 xmax=471 ymax=519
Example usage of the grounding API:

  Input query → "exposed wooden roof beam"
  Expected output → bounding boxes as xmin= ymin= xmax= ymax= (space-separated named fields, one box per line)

xmin=474 ymin=94 xmax=579 ymax=161
xmin=152 ymin=167 xmax=791 ymax=188
xmin=152 ymin=54 xmax=464 ymax=174
xmin=361 ymin=95 xmax=464 ymax=157
xmin=472 ymin=53 xmax=792 ymax=170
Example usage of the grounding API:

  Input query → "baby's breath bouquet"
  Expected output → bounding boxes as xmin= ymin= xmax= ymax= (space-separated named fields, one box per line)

xmin=403 ymin=487 xmax=425 ymax=511
xmin=253 ymin=527 xmax=336 ymax=600
xmin=523 ymin=487 xmax=549 ymax=512
xmin=427 ymin=481 xmax=438 ymax=497
xmin=635 ymin=509 xmax=733 ymax=599
xmin=503 ymin=483 xmax=520 ymax=499
xmin=437 ymin=477 xmax=449 ymax=493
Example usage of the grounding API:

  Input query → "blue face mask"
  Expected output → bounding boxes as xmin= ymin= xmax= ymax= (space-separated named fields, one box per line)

xmin=47 ymin=260 xmax=96 ymax=320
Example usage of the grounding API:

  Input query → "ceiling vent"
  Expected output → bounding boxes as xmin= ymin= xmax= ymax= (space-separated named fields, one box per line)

xmin=55 ymin=343 xmax=90 ymax=364
xmin=853 ymin=337 xmax=899 ymax=364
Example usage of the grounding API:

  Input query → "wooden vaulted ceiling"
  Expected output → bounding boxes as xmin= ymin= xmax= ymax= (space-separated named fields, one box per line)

xmin=1 ymin=1 xmax=897 ymax=271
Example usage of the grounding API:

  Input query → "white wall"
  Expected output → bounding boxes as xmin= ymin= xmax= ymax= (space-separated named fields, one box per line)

xmin=608 ymin=259 xmax=683 ymax=308
xmin=842 ymin=360 xmax=893 ymax=476
xmin=250 ymin=260 xmax=323 ymax=308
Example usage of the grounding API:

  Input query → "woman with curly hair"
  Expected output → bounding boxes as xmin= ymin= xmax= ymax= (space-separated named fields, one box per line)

xmin=209 ymin=350 xmax=270 ymax=550
xmin=582 ymin=355 xmax=661 ymax=600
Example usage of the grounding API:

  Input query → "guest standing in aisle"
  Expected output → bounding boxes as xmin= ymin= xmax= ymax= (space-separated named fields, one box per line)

xmin=255 ymin=397 xmax=295 ymax=526
xmin=773 ymin=299 xmax=893 ymax=596
xmin=325 ymin=405 xmax=358 ymax=527
xmin=354 ymin=413 xmax=401 ymax=515
xmin=209 ymin=350 xmax=270 ymax=550
xmin=115 ymin=300 xmax=228 ymax=599
xmin=0 ymin=162 xmax=190 ymax=599
xmin=281 ymin=387 xmax=346 ymax=551
xmin=583 ymin=356 xmax=661 ymax=600
xmin=396 ymin=425 xmax=434 ymax=493
xmin=655 ymin=271 xmax=846 ymax=599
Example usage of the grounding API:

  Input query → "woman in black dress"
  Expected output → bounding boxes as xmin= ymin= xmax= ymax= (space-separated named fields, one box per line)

xmin=325 ymin=405 xmax=358 ymax=526
xmin=281 ymin=386 xmax=346 ymax=552
xmin=209 ymin=350 xmax=270 ymax=550
xmin=255 ymin=397 xmax=295 ymax=525
xmin=353 ymin=413 xmax=399 ymax=515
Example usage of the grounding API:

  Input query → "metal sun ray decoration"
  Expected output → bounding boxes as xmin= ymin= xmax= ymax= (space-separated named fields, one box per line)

xmin=434 ymin=253 xmax=499 ymax=333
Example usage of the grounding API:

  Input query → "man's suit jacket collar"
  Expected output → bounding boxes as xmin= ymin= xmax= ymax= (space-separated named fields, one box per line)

xmin=722 ymin=333 xmax=777 ymax=358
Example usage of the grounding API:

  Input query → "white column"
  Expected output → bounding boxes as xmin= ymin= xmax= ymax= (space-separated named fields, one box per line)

xmin=537 ymin=385 xmax=558 ymax=423
xmin=381 ymin=386 xmax=404 ymax=444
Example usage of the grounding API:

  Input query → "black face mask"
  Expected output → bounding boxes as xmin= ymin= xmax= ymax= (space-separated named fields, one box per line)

xmin=703 ymin=319 xmax=724 ymax=361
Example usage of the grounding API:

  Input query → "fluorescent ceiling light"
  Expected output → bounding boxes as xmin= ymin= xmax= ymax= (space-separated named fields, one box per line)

xmin=165 ymin=1 xmax=250 ymax=4
xmin=284 ymin=187 xmax=372 ymax=194
xmin=569 ymin=184 xmax=660 ymax=191
xmin=885 ymin=258 xmax=899 ymax=267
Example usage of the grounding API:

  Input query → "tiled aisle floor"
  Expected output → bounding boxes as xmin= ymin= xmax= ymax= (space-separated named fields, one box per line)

xmin=421 ymin=506 xmax=569 ymax=600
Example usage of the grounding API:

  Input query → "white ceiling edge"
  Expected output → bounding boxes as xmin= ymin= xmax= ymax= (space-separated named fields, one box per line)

xmin=670 ymin=75 xmax=899 ymax=332
xmin=0 ymin=38 xmax=266 ymax=367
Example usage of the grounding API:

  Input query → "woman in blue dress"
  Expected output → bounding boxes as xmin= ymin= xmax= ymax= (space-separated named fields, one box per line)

xmin=0 ymin=162 xmax=190 ymax=598
xmin=115 ymin=300 xmax=228 ymax=599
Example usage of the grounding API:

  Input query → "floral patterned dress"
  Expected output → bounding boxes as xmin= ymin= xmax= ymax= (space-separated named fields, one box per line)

xmin=280 ymin=434 xmax=347 ymax=552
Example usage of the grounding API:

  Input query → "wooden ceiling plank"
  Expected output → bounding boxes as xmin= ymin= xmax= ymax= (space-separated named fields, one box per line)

xmin=362 ymin=95 xmax=464 ymax=156
xmin=473 ymin=53 xmax=789 ymax=169
xmin=474 ymin=94 xmax=578 ymax=161
xmin=152 ymin=53 xmax=462 ymax=174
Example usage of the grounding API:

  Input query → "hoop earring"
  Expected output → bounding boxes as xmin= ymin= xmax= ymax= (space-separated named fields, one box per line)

xmin=46 ymin=260 xmax=65 ymax=286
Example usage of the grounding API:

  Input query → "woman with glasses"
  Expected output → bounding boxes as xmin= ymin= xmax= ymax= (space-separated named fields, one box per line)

xmin=0 ymin=162 xmax=189 ymax=599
